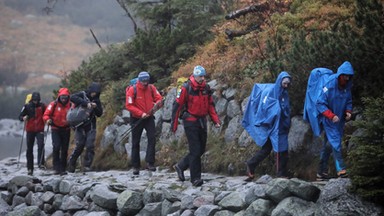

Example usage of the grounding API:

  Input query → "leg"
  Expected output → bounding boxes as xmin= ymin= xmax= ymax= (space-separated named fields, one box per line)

xmin=332 ymin=145 xmax=347 ymax=177
xmin=69 ymin=128 xmax=86 ymax=169
xmin=51 ymin=130 xmax=61 ymax=173
xmin=276 ymin=151 xmax=289 ymax=177
xmin=84 ymin=129 xmax=96 ymax=168
xmin=131 ymin=118 xmax=144 ymax=169
xmin=36 ymin=131 xmax=45 ymax=167
xmin=318 ymin=135 xmax=332 ymax=175
xmin=247 ymin=140 xmax=273 ymax=175
xmin=60 ymin=129 xmax=70 ymax=173
xmin=26 ymin=132 xmax=35 ymax=173
xmin=144 ymin=117 xmax=156 ymax=166
xmin=184 ymin=126 xmax=205 ymax=182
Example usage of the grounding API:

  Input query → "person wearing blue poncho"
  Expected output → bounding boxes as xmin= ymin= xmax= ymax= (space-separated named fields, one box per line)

xmin=312 ymin=61 xmax=353 ymax=180
xmin=242 ymin=71 xmax=291 ymax=181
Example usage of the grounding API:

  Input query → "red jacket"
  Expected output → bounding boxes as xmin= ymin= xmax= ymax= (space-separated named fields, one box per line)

xmin=171 ymin=75 xmax=220 ymax=131
xmin=43 ymin=88 xmax=71 ymax=129
xmin=125 ymin=81 xmax=163 ymax=118
xmin=20 ymin=103 xmax=46 ymax=133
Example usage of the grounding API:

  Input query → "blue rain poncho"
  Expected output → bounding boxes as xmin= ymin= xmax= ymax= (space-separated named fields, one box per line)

xmin=303 ymin=68 xmax=333 ymax=136
xmin=316 ymin=61 xmax=354 ymax=151
xmin=242 ymin=72 xmax=291 ymax=152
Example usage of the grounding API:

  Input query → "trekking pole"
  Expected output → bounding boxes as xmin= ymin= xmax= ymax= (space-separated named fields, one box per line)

xmin=40 ymin=124 xmax=50 ymax=168
xmin=17 ymin=121 xmax=26 ymax=168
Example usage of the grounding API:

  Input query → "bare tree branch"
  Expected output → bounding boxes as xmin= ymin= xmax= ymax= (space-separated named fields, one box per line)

xmin=116 ymin=0 xmax=138 ymax=34
xmin=90 ymin=29 xmax=103 ymax=49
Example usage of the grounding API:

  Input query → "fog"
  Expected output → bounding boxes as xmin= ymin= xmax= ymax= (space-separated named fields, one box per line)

xmin=3 ymin=0 xmax=135 ymax=43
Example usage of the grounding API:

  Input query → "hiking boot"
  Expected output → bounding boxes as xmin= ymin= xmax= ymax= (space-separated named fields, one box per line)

xmin=173 ymin=164 xmax=185 ymax=182
xmin=84 ymin=167 xmax=92 ymax=172
xmin=192 ymin=179 xmax=204 ymax=187
xmin=27 ymin=169 xmax=33 ymax=176
xmin=54 ymin=170 xmax=60 ymax=175
xmin=337 ymin=170 xmax=348 ymax=178
xmin=133 ymin=168 xmax=140 ymax=175
xmin=67 ymin=164 xmax=75 ymax=173
xmin=316 ymin=173 xmax=331 ymax=181
xmin=146 ymin=163 xmax=156 ymax=172
xmin=60 ymin=171 xmax=68 ymax=176
xmin=246 ymin=163 xmax=255 ymax=180
xmin=38 ymin=165 xmax=46 ymax=170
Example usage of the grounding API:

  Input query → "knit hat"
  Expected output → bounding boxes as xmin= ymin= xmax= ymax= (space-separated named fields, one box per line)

xmin=138 ymin=71 xmax=150 ymax=82
xmin=193 ymin=65 xmax=206 ymax=77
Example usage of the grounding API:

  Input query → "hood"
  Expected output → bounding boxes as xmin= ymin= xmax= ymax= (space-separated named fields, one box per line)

xmin=337 ymin=61 xmax=354 ymax=76
xmin=87 ymin=82 xmax=101 ymax=97
xmin=189 ymin=74 xmax=207 ymax=90
xmin=273 ymin=71 xmax=291 ymax=98
xmin=57 ymin=88 xmax=70 ymax=97
xmin=31 ymin=92 xmax=41 ymax=101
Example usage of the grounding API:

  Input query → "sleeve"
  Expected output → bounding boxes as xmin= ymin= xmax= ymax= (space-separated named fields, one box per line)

xmin=70 ymin=91 xmax=88 ymax=107
xmin=208 ymin=94 xmax=220 ymax=125
xmin=316 ymin=86 xmax=332 ymax=117
xmin=152 ymin=85 xmax=163 ymax=104
xmin=125 ymin=86 xmax=145 ymax=117
xmin=93 ymin=98 xmax=103 ymax=117
xmin=171 ymin=86 xmax=188 ymax=132
xmin=19 ymin=104 xmax=28 ymax=121
xmin=43 ymin=102 xmax=54 ymax=122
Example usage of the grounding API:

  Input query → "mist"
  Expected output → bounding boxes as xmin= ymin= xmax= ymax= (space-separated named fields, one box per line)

xmin=3 ymin=0 xmax=135 ymax=43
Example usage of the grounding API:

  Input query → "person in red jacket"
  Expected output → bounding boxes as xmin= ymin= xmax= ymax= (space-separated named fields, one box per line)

xmin=125 ymin=71 xmax=163 ymax=175
xmin=43 ymin=88 xmax=71 ymax=175
xmin=19 ymin=92 xmax=46 ymax=176
xmin=171 ymin=65 xmax=221 ymax=186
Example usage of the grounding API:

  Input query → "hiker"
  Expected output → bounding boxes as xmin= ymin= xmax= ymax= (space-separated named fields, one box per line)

xmin=67 ymin=82 xmax=103 ymax=173
xmin=315 ymin=61 xmax=354 ymax=180
xmin=242 ymin=71 xmax=292 ymax=181
xmin=171 ymin=65 xmax=221 ymax=186
xmin=19 ymin=92 xmax=47 ymax=175
xmin=125 ymin=71 xmax=163 ymax=175
xmin=43 ymin=88 xmax=71 ymax=175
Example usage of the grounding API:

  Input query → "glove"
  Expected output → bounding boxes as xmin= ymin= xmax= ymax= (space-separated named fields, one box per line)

xmin=23 ymin=116 xmax=29 ymax=121
xmin=47 ymin=119 xmax=52 ymax=125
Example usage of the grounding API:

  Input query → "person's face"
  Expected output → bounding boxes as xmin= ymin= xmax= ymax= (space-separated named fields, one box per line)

xmin=340 ymin=74 xmax=351 ymax=82
xmin=90 ymin=92 xmax=97 ymax=97
xmin=32 ymin=99 xmax=38 ymax=104
xmin=281 ymin=78 xmax=291 ymax=89
xmin=141 ymin=80 xmax=149 ymax=87
xmin=195 ymin=75 xmax=205 ymax=84
xmin=60 ymin=95 xmax=69 ymax=103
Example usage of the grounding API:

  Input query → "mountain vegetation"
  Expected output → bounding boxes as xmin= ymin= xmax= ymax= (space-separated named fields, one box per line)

xmin=46 ymin=0 xmax=384 ymax=205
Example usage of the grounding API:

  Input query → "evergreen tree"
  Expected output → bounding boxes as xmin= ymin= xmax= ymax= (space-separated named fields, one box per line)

xmin=348 ymin=95 xmax=384 ymax=206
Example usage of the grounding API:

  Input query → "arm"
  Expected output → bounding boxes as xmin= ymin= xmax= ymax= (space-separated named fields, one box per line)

xmin=19 ymin=104 xmax=28 ymax=121
xmin=43 ymin=102 xmax=54 ymax=123
xmin=92 ymin=97 xmax=103 ymax=117
xmin=171 ymin=86 xmax=188 ymax=132
xmin=208 ymin=94 xmax=220 ymax=125
xmin=125 ymin=86 xmax=146 ymax=117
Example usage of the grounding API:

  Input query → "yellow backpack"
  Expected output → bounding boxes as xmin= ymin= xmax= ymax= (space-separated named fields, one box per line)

xmin=25 ymin=93 xmax=32 ymax=104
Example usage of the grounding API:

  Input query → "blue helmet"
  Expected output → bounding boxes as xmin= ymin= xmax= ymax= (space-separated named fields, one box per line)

xmin=193 ymin=65 xmax=206 ymax=77
xmin=138 ymin=71 xmax=150 ymax=82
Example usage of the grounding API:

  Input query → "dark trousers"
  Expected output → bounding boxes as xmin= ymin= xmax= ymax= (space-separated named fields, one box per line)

xmin=177 ymin=124 xmax=207 ymax=182
xmin=26 ymin=131 xmax=45 ymax=171
xmin=247 ymin=140 xmax=289 ymax=177
xmin=69 ymin=127 xmax=96 ymax=168
xmin=51 ymin=129 xmax=70 ymax=173
xmin=131 ymin=116 xmax=156 ymax=168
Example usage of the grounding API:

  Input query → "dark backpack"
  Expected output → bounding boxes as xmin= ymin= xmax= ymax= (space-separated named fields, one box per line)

xmin=66 ymin=91 xmax=92 ymax=128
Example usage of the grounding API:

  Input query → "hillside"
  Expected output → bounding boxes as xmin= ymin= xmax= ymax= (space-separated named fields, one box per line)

xmin=0 ymin=2 xmax=99 ymax=89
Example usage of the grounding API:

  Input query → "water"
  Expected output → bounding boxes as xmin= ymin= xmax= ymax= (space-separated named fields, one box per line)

xmin=0 ymin=136 xmax=26 ymax=160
